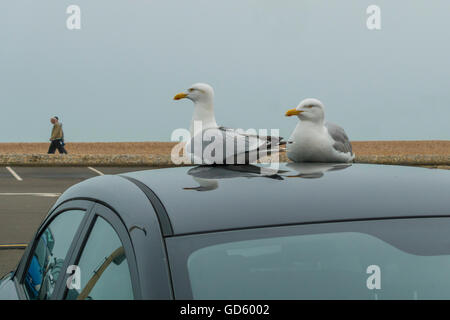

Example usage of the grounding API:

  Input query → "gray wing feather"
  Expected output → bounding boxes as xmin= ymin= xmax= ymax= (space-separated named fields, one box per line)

xmin=195 ymin=127 xmax=263 ymax=154
xmin=187 ymin=127 xmax=285 ymax=164
xmin=325 ymin=122 xmax=353 ymax=154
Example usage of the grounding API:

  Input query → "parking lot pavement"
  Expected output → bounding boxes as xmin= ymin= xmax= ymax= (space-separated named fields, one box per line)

xmin=0 ymin=167 xmax=98 ymax=193
xmin=0 ymin=250 xmax=23 ymax=277
xmin=12 ymin=167 xmax=96 ymax=180
xmin=0 ymin=168 xmax=13 ymax=179
xmin=0 ymin=195 xmax=55 ymax=244
xmin=0 ymin=166 xmax=157 ymax=276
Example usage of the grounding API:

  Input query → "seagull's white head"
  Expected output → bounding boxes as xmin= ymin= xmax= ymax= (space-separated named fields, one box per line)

xmin=173 ymin=83 xmax=218 ymax=135
xmin=285 ymin=98 xmax=325 ymax=123
xmin=173 ymin=83 xmax=214 ymax=105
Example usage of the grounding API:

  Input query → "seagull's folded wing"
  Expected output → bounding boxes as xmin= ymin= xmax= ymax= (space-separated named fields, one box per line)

xmin=325 ymin=122 xmax=353 ymax=155
xmin=186 ymin=127 xmax=285 ymax=164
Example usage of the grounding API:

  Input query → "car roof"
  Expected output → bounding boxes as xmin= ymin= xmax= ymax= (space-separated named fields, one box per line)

xmin=122 ymin=163 xmax=450 ymax=236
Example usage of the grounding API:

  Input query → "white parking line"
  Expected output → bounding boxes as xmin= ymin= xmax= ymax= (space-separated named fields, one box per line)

xmin=5 ymin=167 xmax=23 ymax=181
xmin=0 ymin=193 xmax=61 ymax=197
xmin=0 ymin=244 xmax=28 ymax=249
xmin=88 ymin=167 xmax=104 ymax=176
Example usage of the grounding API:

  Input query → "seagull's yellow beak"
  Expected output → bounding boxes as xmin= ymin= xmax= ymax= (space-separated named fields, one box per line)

xmin=285 ymin=108 xmax=302 ymax=117
xmin=173 ymin=92 xmax=188 ymax=100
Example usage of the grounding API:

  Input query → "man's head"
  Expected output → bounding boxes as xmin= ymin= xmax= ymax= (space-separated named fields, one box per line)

xmin=50 ymin=116 xmax=59 ymax=124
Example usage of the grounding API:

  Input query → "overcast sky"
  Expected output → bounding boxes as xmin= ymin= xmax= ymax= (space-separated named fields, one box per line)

xmin=1 ymin=0 xmax=449 ymax=142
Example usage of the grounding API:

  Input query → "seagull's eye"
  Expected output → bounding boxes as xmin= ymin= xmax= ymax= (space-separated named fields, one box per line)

xmin=305 ymin=105 xmax=313 ymax=108
xmin=188 ymin=88 xmax=195 ymax=92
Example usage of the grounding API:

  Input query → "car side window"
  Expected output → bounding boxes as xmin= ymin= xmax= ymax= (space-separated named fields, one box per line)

xmin=65 ymin=216 xmax=134 ymax=300
xmin=24 ymin=210 xmax=85 ymax=300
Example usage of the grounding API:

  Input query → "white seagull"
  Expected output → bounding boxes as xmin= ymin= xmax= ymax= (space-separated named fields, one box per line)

xmin=285 ymin=98 xmax=355 ymax=163
xmin=174 ymin=83 xmax=285 ymax=164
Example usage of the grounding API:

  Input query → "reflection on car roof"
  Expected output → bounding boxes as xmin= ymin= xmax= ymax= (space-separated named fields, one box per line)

xmin=123 ymin=163 xmax=450 ymax=236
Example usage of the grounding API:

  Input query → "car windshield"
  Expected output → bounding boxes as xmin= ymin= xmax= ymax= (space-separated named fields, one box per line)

xmin=167 ymin=218 xmax=450 ymax=299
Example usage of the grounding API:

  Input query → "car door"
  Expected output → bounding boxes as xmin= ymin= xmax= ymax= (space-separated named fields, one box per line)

xmin=53 ymin=203 xmax=141 ymax=300
xmin=13 ymin=200 xmax=94 ymax=300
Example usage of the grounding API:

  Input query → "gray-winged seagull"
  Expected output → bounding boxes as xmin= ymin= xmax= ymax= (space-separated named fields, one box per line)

xmin=285 ymin=98 xmax=354 ymax=163
xmin=174 ymin=83 xmax=285 ymax=164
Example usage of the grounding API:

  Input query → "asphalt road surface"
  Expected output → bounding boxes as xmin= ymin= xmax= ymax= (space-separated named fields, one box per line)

xmin=0 ymin=166 xmax=153 ymax=276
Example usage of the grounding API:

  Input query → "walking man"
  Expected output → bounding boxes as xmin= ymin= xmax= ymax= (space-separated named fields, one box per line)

xmin=48 ymin=116 xmax=68 ymax=154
